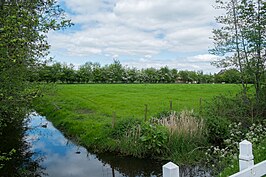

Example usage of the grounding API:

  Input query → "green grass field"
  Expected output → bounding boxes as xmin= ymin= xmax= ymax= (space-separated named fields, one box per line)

xmin=35 ymin=84 xmax=242 ymax=161
xmin=44 ymin=84 xmax=241 ymax=118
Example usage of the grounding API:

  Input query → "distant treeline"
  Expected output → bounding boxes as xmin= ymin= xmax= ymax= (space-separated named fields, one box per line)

xmin=28 ymin=60 xmax=245 ymax=84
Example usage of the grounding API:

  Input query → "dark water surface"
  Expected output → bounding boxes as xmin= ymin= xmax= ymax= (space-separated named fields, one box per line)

xmin=26 ymin=113 xmax=211 ymax=177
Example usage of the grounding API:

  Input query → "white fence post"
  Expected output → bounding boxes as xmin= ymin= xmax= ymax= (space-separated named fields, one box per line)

xmin=239 ymin=140 xmax=254 ymax=171
xmin=163 ymin=162 xmax=179 ymax=177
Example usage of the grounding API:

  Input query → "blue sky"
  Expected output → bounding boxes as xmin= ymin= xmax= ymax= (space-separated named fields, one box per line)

xmin=47 ymin=0 xmax=223 ymax=73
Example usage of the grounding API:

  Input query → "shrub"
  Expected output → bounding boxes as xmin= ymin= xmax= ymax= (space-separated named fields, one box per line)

xmin=205 ymin=120 xmax=266 ymax=175
xmin=205 ymin=116 xmax=230 ymax=146
xmin=203 ymin=92 xmax=265 ymax=127
xmin=112 ymin=119 xmax=168 ymax=158
xmin=139 ymin=123 xmax=168 ymax=155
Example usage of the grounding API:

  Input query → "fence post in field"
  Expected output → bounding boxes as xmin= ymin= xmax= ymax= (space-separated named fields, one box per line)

xmin=163 ymin=162 xmax=179 ymax=177
xmin=144 ymin=104 xmax=148 ymax=121
xmin=170 ymin=100 xmax=173 ymax=111
xmin=239 ymin=140 xmax=254 ymax=171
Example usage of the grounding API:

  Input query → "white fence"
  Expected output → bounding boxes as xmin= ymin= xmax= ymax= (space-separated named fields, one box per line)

xmin=163 ymin=140 xmax=266 ymax=177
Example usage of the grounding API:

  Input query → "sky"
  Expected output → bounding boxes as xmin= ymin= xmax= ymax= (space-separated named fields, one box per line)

xmin=47 ymin=0 xmax=223 ymax=73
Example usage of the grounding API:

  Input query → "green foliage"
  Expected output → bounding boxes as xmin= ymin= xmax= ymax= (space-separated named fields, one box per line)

xmin=206 ymin=121 xmax=266 ymax=176
xmin=167 ymin=132 xmax=207 ymax=165
xmin=111 ymin=118 xmax=142 ymax=139
xmin=0 ymin=0 xmax=72 ymax=174
xmin=202 ymin=89 xmax=266 ymax=175
xmin=139 ymin=123 xmax=168 ymax=155
xmin=219 ymin=137 xmax=266 ymax=177
xmin=205 ymin=116 xmax=230 ymax=146
xmin=31 ymin=60 xmax=217 ymax=84
xmin=112 ymin=116 xmax=204 ymax=164
xmin=105 ymin=119 xmax=169 ymax=157
xmin=211 ymin=0 xmax=266 ymax=100
xmin=0 ymin=149 xmax=16 ymax=170
xmin=151 ymin=110 xmax=208 ymax=164
xmin=214 ymin=69 xmax=242 ymax=84
xmin=202 ymin=90 xmax=266 ymax=127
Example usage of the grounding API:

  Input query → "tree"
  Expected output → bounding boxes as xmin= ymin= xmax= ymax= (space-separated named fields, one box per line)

xmin=79 ymin=62 xmax=93 ymax=83
xmin=214 ymin=69 xmax=241 ymax=83
xmin=0 ymin=0 xmax=72 ymax=174
xmin=210 ymin=0 xmax=266 ymax=99
xmin=106 ymin=60 xmax=124 ymax=83
xmin=62 ymin=63 xmax=76 ymax=84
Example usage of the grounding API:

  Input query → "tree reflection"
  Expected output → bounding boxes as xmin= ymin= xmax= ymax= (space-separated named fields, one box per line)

xmin=0 ymin=118 xmax=45 ymax=177
xmin=96 ymin=153 xmax=164 ymax=177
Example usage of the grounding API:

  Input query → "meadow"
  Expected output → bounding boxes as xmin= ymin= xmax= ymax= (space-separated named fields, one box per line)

xmin=35 ymin=84 xmax=242 ymax=164
xmin=42 ymin=84 xmax=241 ymax=118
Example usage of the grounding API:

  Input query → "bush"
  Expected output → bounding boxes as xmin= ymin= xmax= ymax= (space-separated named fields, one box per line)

xmin=206 ymin=121 xmax=266 ymax=176
xmin=111 ymin=119 xmax=169 ymax=158
xmin=205 ymin=116 xmax=230 ymax=146
xmin=139 ymin=123 xmax=168 ymax=155
xmin=204 ymin=91 xmax=265 ymax=124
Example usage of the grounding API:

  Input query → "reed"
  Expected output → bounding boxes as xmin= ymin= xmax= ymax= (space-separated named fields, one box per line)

xmin=151 ymin=110 xmax=204 ymax=137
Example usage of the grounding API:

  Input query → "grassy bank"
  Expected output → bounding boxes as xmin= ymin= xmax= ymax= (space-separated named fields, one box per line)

xmin=34 ymin=84 xmax=241 ymax=164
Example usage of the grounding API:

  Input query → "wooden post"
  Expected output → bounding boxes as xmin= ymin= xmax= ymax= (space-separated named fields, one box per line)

xmin=163 ymin=162 xmax=179 ymax=177
xmin=170 ymin=100 xmax=173 ymax=111
xmin=144 ymin=104 xmax=148 ymax=121
xmin=239 ymin=140 xmax=254 ymax=171
xmin=112 ymin=112 xmax=116 ymax=128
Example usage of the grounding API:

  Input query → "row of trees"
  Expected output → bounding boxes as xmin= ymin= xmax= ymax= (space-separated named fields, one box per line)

xmin=29 ymin=60 xmax=244 ymax=84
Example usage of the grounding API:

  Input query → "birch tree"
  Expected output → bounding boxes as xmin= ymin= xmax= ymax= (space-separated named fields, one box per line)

xmin=210 ymin=0 xmax=266 ymax=100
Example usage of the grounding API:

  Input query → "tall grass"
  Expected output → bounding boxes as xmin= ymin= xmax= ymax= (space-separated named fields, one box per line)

xmin=149 ymin=110 xmax=207 ymax=164
xmin=151 ymin=110 xmax=204 ymax=137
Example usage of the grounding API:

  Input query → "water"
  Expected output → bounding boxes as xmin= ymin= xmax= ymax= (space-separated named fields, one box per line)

xmin=26 ymin=113 xmax=164 ymax=177
xmin=25 ymin=113 xmax=212 ymax=177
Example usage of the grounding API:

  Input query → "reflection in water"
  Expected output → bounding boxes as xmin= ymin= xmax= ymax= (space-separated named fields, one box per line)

xmin=27 ymin=114 xmax=164 ymax=177
xmin=0 ymin=114 xmax=45 ymax=177
xmin=23 ymin=113 xmax=211 ymax=177
xmin=0 ymin=112 xmax=212 ymax=177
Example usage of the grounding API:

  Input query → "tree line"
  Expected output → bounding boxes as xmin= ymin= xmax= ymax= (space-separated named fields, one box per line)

xmin=28 ymin=60 xmax=246 ymax=84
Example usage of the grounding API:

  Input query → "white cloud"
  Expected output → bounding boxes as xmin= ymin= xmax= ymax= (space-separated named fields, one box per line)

xmin=121 ymin=55 xmax=220 ymax=73
xmin=188 ymin=54 xmax=221 ymax=63
xmin=48 ymin=0 xmax=223 ymax=72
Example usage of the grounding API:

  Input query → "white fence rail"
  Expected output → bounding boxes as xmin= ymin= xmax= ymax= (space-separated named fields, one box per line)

xmin=163 ymin=140 xmax=266 ymax=177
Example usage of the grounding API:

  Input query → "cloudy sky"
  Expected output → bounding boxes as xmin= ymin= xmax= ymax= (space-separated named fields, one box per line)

xmin=47 ymin=0 xmax=223 ymax=73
